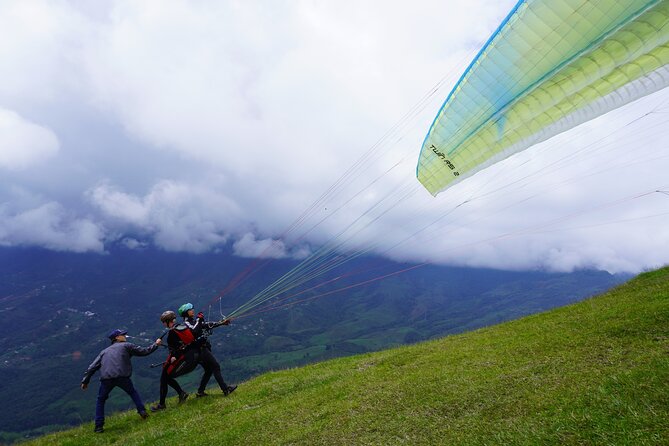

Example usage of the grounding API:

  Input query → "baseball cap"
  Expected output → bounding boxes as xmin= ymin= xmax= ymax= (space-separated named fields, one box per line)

xmin=108 ymin=329 xmax=128 ymax=340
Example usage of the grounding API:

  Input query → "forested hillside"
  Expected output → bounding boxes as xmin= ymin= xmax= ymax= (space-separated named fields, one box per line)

xmin=0 ymin=247 xmax=628 ymax=442
xmin=27 ymin=267 xmax=668 ymax=445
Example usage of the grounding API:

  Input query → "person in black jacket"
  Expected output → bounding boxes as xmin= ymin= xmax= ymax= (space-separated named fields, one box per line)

xmin=178 ymin=303 xmax=236 ymax=397
xmin=150 ymin=310 xmax=194 ymax=412
xmin=81 ymin=329 xmax=162 ymax=433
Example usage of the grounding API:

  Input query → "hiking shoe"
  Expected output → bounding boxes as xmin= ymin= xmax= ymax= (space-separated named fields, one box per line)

xmin=150 ymin=403 xmax=166 ymax=412
xmin=139 ymin=411 xmax=149 ymax=420
xmin=94 ymin=426 xmax=104 ymax=433
xmin=195 ymin=391 xmax=209 ymax=398
xmin=224 ymin=385 xmax=237 ymax=396
xmin=178 ymin=392 xmax=189 ymax=404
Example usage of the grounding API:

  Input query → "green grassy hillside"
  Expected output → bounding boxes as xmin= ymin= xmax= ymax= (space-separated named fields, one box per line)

xmin=26 ymin=267 xmax=669 ymax=445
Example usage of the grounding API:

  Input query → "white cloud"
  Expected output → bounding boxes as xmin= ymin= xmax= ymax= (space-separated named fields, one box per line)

xmin=0 ymin=108 xmax=59 ymax=169
xmin=0 ymin=0 xmax=91 ymax=104
xmin=233 ymin=232 xmax=289 ymax=259
xmin=78 ymin=1 xmax=511 ymax=186
xmin=121 ymin=237 xmax=147 ymax=250
xmin=88 ymin=181 xmax=149 ymax=226
xmin=88 ymin=180 xmax=241 ymax=253
xmin=0 ymin=202 xmax=104 ymax=252
xmin=232 ymin=232 xmax=310 ymax=259
xmin=0 ymin=0 xmax=668 ymax=273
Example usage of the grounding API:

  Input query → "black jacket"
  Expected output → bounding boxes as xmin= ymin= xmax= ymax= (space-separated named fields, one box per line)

xmin=184 ymin=316 xmax=205 ymax=338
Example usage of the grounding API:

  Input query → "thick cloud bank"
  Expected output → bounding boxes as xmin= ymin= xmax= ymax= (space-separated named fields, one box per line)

xmin=0 ymin=0 xmax=668 ymax=274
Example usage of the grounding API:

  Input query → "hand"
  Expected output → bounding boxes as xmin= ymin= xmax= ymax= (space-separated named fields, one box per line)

xmin=170 ymin=356 xmax=177 ymax=363
xmin=81 ymin=383 xmax=88 ymax=390
xmin=222 ymin=319 xmax=231 ymax=325
xmin=155 ymin=338 xmax=162 ymax=346
xmin=197 ymin=312 xmax=205 ymax=320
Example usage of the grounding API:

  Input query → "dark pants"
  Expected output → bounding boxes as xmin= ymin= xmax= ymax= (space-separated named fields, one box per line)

xmin=198 ymin=348 xmax=227 ymax=393
xmin=159 ymin=367 xmax=186 ymax=405
xmin=96 ymin=377 xmax=145 ymax=428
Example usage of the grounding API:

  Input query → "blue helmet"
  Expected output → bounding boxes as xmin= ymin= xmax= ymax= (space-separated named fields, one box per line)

xmin=178 ymin=302 xmax=194 ymax=317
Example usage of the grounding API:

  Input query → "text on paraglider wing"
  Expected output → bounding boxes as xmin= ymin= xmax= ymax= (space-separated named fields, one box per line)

xmin=430 ymin=145 xmax=460 ymax=177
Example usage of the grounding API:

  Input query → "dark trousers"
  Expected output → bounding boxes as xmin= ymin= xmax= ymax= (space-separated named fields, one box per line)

xmin=159 ymin=368 xmax=186 ymax=405
xmin=95 ymin=377 xmax=145 ymax=427
xmin=198 ymin=348 xmax=227 ymax=393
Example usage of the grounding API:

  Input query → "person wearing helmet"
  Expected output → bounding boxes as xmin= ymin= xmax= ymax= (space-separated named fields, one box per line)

xmin=150 ymin=310 xmax=194 ymax=412
xmin=178 ymin=303 xmax=201 ymax=334
xmin=81 ymin=329 xmax=162 ymax=433
xmin=179 ymin=303 xmax=236 ymax=397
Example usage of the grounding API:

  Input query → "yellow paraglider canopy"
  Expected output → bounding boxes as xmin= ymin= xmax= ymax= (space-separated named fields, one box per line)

xmin=417 ymin=0 xmax=669 ymax=196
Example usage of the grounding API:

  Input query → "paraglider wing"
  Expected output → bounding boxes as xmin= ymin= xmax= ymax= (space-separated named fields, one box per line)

xmin=417 ymin=0 xmax=669 ymax=196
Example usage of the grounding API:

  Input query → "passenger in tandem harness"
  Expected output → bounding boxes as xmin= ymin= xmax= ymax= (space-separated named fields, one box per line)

xmin=150 ymin=310 xmax=195 ymax=411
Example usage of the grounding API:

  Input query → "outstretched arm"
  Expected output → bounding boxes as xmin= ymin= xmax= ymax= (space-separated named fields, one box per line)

xmin=208 ymin=318 xmax=232 ymax=329
xmin=128 ymin=340 xmax=161 ymax=357
xmin=81 ymin=352 xmax=103 ymax=388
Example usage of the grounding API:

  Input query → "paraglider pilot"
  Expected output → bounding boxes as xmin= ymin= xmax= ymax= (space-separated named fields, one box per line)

xmin=178 ymin=302 xmax=237 ymax=397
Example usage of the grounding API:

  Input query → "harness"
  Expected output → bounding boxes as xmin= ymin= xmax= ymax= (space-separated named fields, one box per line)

xmin=163 ymin=324 xmax=199 ymax=377
xmin=173 ymin=324 xmax=196 ymax=345
xmin=149 ymin=319 xmax=230 ymax=372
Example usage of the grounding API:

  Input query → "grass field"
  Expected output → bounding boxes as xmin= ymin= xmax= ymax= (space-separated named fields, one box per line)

xmin=25 ymin=267 xmax=669 ymax=445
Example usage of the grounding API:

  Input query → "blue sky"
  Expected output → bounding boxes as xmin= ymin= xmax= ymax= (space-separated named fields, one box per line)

xmin=1 ymin=0 xmax=669 ymax=274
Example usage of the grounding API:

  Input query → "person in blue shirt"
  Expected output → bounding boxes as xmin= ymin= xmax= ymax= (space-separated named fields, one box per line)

xmin=81 ymin=329 xmax=162 ymax=433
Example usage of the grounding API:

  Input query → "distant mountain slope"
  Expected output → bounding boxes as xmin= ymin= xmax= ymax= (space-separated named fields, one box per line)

xmin=22 ymin=267 xmax=669 ymax=445
xmin=0 ymin=247 xmax=628 ymax=442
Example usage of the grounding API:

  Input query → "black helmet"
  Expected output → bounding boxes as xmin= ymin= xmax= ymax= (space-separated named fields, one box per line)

xmin=160 ymin=310 xmax=176 ymax=323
